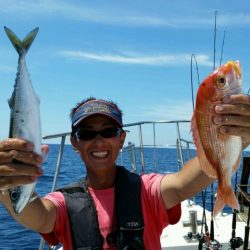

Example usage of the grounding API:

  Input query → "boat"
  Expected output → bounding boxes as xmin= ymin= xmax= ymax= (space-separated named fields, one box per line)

xmin=38 ymin=119 xmax=250 ymax=250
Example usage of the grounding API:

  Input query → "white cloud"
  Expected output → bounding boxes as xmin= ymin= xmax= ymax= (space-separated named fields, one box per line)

xmin=0 ymin=0 xmax=250 ymax=28
xmin=124 ymin=100 xmax=194 ymax=147
xmin=57 ymin=50 xmax=213 ymax=67
xmin=138 ymin=100 xmax=194 ymax=120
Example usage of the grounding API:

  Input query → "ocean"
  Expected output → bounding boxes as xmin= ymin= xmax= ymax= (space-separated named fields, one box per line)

xmin=0 ymin=144 xmax=247 ymax=250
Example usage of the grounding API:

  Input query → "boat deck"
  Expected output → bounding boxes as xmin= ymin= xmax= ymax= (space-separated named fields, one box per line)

xmin=160 ymin=200 xmax=248 ymax=250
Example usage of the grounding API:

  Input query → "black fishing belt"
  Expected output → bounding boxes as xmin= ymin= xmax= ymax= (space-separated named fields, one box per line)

xmin=58 ymin=165 xmax=145 ymax=250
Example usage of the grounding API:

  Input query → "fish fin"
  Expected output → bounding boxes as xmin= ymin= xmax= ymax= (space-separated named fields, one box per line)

xmin=8 ymin=92 xmax=15 ymax=108
xmin=232 ymin=151 xmax=241 ymax=173
xmin=22 ymin=27 xmax=39 ymax=53
xmin=191 ymin=112 xmax=218 ymax=178
xmin=4 ymin=26 xmax=39 ymax=55
xmin=214 ymin=186 xmax=239 ymax=216
xmin=4 ymin=26 xmax=22 ymax=55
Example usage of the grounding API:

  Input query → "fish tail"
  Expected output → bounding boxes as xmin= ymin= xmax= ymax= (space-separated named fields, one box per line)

xmin=4 ymin=26 xmax=39 ymax=55
xmin=214 ymin=186 xmax=239 ymax=216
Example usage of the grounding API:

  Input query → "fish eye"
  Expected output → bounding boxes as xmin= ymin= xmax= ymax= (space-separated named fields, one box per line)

xmin=216 ymin=74 xmax=226 ymax=88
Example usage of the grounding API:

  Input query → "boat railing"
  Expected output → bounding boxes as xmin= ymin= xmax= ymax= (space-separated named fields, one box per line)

xmin=177 ymin=137 xmax=194 ymax=169
xmin=119 ymin=142 xmax=138 ymax=172
xmin=237 ymin=184 xmax=250 ymax=208
xmin=120 ymin=120 xmax=193 ymax=173
xmin=235 ymin=183 xmax=250 ymax=230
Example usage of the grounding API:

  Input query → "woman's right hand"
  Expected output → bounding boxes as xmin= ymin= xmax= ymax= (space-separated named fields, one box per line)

xmin=0 ymin=138 xmax=44 ymax=191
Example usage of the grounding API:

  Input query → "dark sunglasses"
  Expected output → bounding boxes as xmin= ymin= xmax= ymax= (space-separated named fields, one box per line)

xmin=74 ymin=127 xmax=122 ymax=141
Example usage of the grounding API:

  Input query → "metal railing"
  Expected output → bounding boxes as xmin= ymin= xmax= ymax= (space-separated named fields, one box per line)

xmin=42 ymin=120 xmax=192 ymax=176
xmin=121 ymin=120 xmax=192 ymax=173
xmin=237 ymin=184 xmax=250 ymax=221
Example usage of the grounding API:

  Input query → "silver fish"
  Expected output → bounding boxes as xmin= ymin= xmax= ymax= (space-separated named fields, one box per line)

xmin=4 ymin=26 xmax=42 ymax=214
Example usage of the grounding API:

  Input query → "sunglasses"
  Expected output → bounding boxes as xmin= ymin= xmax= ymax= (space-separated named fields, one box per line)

xmin=74 ymin=127 xmax=122 ymax=141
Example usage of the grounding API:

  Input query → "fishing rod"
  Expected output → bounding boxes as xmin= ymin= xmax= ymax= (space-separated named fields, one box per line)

xmin=219 ymin=30 xmax=226 ymax=66
xmin=243 ymin=200 xmax=250 ymax=250
xmin=228 ymin=172 xmax=243 ymax=250
xmin=190 ymin=53 xmax=200 ymax=111
xmin=208 ymin=11 xmax=218 ymax=245
xmin=196 ymin=187 xmax=222 ymax=250
xmin=240 ymin=156 xmax=250 ymax=250
xmin=229 ymin=211 xmax=243 ymax=250
xmin=196 ymin=11 xmax=223 ymax=249
xmin=197 ymin=190 xmax=210 ymax=250
xmin=213 ymin=10 xmax=218 ymax=70
xmin=204 ymin=11 xmax=227 ymax=250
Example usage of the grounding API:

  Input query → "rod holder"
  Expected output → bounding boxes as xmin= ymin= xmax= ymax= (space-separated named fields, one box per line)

xmin=189 ymin=210 xmax=198 ymax=235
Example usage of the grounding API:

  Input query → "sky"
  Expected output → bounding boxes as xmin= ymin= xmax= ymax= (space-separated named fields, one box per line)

xmin=0 ymin=0 xmax=250 ymax=147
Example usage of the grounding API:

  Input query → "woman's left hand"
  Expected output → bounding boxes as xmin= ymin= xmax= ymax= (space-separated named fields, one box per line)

xmin=214 ymin=93 xmax=250 ymax=149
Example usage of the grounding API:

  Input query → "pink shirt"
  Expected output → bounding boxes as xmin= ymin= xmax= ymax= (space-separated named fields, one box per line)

xmin=41 ymin=174 xmax=181 ymax=250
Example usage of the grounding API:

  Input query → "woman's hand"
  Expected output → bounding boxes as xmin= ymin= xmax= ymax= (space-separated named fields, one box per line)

xmin=214 ymin=94 xmax=250 ymax=149
xmin=0 ymin=138 xmax=46 ymax=191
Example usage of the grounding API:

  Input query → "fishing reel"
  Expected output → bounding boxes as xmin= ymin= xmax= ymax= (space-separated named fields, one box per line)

xmin=196 ymin=233 xmax=222 ymax=250
xmin=184 ymin=231 xmax=199 ymax=241
xmin=228 ymin=236 xmax=243 ymax=249
xmin=202 ymin=239 xmax=222 ymax=250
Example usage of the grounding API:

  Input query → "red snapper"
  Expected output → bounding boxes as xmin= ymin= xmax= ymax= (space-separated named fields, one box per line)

xmin=191 ymin=61 xmax=242 ymax=216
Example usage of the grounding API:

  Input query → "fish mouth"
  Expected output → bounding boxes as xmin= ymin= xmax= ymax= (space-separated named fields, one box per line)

xmin=229 ymin=60 xmax=241 ymax=78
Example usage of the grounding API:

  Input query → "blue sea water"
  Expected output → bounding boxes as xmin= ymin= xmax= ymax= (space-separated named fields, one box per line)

xmin=0 ymin=144 xmax=247 ymax=250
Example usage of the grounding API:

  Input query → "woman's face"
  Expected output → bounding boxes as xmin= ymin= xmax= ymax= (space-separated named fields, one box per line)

xmin=71 ymin=115 xmax=126 ymax=174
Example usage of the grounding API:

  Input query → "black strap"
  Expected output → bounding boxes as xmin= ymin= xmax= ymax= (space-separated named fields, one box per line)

xmin=58 ymin=179 xmax=103 ymax=250
xmin=115 ymin=166 xmax=145 ymax=250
